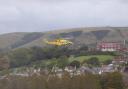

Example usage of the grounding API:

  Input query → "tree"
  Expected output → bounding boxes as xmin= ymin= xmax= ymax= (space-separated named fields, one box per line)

xmin=47 ymin=58 xmax=58 ymax=69
xmin=101 ymin=72 xmax=124 ymax=89
xmin=69 ymin=60 xmax=80 ymax=68
xmin=86 ymin=57 xmax=100 ymax=67
xmin=103 ymin=59 xmax=112 ymax=65
xmin=9 ymin=48 xmax=32 ymax=67
xmin=30 ymin=46 xmax=45 ymax=61
xmin=0 ymin=55 xmax=9 ymax=70
xmin=57 ymin=56 xmax=69 ymax=69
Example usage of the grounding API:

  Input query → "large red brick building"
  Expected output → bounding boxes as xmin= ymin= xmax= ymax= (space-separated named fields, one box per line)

xmin=97 ymin=41 xmax=125 ymax=52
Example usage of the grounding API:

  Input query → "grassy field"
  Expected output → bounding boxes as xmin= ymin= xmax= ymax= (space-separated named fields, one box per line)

xmin=30 ymin=55 xmax=115 ymax=67
xmin=68 ymin=55 xmax=114 ymax=63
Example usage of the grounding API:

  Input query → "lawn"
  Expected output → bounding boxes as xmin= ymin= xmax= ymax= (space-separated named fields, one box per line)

xmin=68 ymin=55 xmax=114 ymax=63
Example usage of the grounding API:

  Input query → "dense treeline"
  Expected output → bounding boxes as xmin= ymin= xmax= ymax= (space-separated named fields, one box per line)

xmin=8 ymin=46 xmax=73 ymax=68
xmin=0 ymin=72 xmax=125 ymax=89
xmin=7 ymin=46 xmax=117 ymax=68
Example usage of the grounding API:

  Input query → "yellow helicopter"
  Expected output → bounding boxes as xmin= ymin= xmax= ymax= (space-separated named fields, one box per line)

xmin=44 ymin=38 xmax=73 ymax=46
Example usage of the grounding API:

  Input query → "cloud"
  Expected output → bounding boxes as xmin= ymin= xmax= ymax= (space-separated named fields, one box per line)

xmin=0 ymin=0 xmax=128 ymax=34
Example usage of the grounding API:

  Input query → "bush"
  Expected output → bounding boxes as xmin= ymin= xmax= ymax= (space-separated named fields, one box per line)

xmin=69 ymin=60 xmax=80 ymax=68
xmin=86 ymin=57 xmax=100 ymax=67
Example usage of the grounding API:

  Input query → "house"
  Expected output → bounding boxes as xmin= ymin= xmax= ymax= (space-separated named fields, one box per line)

xmin=100 ymin=64 xmax=116 ymax=73
xmin=112 ymin=56 xmax=128 ymax=64
xmin=97 ymin=41 xmax=124 ymax=52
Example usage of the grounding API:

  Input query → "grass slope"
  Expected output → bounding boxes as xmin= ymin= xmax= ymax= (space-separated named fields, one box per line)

xmin=68 ymin=55 xmax=114 ymax=63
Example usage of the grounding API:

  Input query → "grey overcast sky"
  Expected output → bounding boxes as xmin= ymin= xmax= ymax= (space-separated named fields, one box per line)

xmin=0 ymin=0 xmax=128 ymax=34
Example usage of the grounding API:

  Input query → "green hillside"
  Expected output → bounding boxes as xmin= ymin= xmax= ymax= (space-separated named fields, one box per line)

xmin=0 ymin=27 xmax=128 ymax=51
